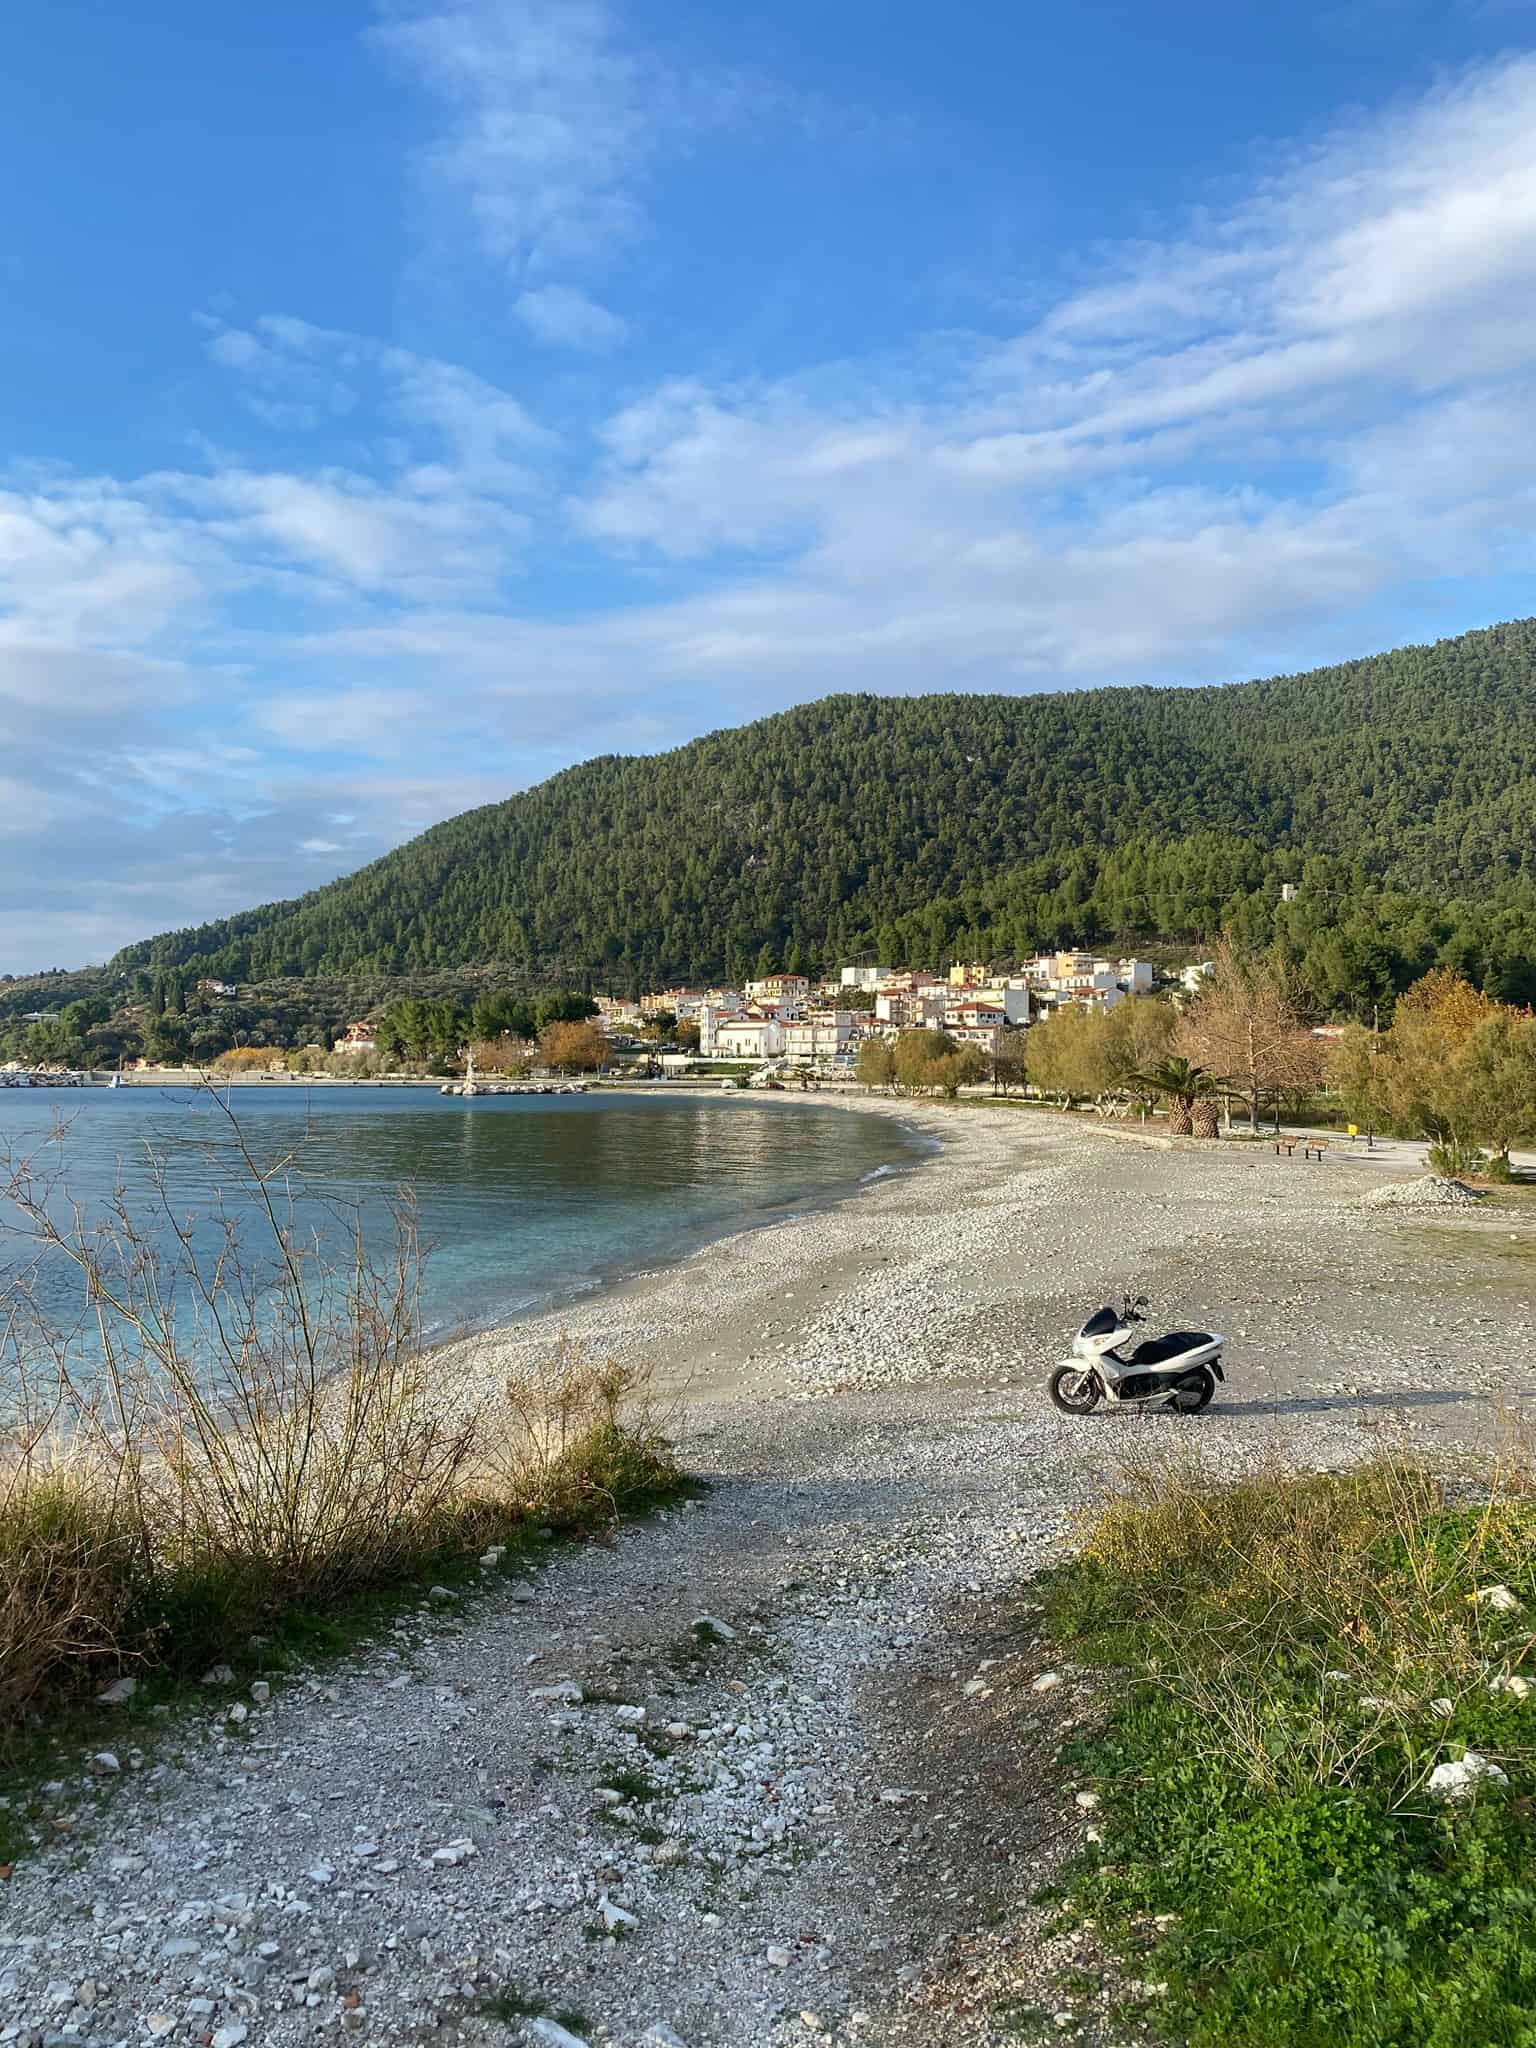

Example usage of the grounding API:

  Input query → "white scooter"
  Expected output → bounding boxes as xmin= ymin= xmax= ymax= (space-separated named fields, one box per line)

xmin=1048 ymin=1293 xmax=1224 ymax=1415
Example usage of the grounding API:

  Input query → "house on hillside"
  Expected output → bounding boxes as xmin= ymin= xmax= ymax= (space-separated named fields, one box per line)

xmin=714 ymin=1016 xmax=786 ymax=1061
xmin=941 ymin=1002 xmax=1008 ymax=1054
xmin=594 ymin=995 xmax=643 ymax=1030
xmin=876 ymin=988 xmax=948 ymax=1031
xmin=782 ymin=1010 xmax=857 ymax=1065
xmin=333 ymin=1019 xmax=377 ymax=1054
xmin=745 ymin=973 xmax=809 ymax=1011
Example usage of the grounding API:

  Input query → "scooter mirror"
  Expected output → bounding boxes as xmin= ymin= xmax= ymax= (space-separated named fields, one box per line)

xmin=1134 ymin=1294 xmax=1149 ymax=1307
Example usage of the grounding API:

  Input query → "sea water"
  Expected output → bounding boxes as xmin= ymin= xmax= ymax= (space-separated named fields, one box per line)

xmin=0 ymin=1086 xmax=924 ymax=1348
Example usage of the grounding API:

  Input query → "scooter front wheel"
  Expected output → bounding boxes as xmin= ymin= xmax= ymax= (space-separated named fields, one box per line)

xmin=1049 ymin=1365 xmax=1103 ymax=1415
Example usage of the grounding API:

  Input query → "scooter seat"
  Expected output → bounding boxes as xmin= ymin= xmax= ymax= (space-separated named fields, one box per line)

xmin=1129 ymin=1331 xmax=1215 ymax=1365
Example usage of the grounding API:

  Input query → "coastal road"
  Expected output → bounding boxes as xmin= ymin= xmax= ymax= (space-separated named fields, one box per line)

xmin=4 ymin=1111 xmax=1532 ymax=2048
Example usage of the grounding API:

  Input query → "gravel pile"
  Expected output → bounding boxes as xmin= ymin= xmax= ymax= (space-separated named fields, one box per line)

xmin=1362 ymin=1175 xmax=1484 ymax=1211
xmin=2 ymin=1108 xmax=1530 ymax=2047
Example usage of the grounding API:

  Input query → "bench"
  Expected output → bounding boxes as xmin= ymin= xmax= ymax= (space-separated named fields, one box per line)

xmin=1274 ymin=1137 xmax=1330 ymax=1161
xmin=1273 ymin=1139 xmax=1297 ymax=1157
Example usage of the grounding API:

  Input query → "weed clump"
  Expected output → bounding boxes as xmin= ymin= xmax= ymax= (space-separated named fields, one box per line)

xmin=1042 ymin=1447 xmax=1536 ymax=2047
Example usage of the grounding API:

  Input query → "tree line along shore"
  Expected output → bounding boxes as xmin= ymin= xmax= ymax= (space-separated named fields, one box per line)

xmin=7 ymin=939 xmax=1533 ymax=1181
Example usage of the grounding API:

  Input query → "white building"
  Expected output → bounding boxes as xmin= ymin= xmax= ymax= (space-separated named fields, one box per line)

xmin=782 ymin=1010 xmax=857 ymax=1065
xmin=1024 ymin=950 xmax=1101 ymax=985
xmin=1180 ymin=960 xmax=1215 ymax=995
xmin=745 ymin=973 xmax=810 ymax=1010
xmin=1032 ymin=983 xmax=1126 ymax=1017
xmin=876 ymin=988 xmax=949 ymax=1031
xmin=1058 ymin=965 xmax=1119 ymax=994
xmin=1022 ymin=950 xmax=1152 ymax=1002
xmin=971 ymin=983 xmax=1031 ymax=1025
xmin=940 ymin=1002 xmax=1008 ymax=1054
xmin=698 ymin=1000 xmax=745 ymax=1056
xmin=839 ymin=965 xmax=890 ymax=990
xmin=715 ymin=1016 xmax=786 ymax=1061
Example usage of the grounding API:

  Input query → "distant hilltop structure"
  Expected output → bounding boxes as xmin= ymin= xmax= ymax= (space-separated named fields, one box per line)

xmin=333 ymin=1018 xmax=378 ymax=1054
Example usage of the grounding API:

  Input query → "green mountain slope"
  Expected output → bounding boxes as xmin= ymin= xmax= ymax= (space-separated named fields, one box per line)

xmin=116 ymin=618 xmax=1536 ymax=988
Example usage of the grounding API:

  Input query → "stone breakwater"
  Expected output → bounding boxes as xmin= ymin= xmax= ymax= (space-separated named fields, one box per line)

xmin=4 ymin=1111 xmax=1534 ymax=2047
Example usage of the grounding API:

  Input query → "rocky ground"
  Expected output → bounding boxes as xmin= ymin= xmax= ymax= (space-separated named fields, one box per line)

xmin=4 ymin=1108 xmax=1534 ymax=2048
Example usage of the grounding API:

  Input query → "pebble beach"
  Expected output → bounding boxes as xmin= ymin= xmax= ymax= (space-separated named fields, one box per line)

xmin=5 ymin=1103 xmax=1534 ymax=2048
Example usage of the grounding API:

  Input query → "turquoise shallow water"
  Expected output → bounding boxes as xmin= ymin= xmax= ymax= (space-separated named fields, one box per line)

xmin=0 ymin=1087 xmax=925 ymax=1345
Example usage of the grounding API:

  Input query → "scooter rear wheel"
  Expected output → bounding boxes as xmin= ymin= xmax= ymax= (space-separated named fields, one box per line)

xmin=1049 ymin=1366 xmax=1103 ymax=1414
xmin=1171 ymin=1367 xmax=1216 ymax=1413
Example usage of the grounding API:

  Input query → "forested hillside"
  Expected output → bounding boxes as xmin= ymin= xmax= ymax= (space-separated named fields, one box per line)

xmin=113 ymin=618 xmax=1536 ymax=992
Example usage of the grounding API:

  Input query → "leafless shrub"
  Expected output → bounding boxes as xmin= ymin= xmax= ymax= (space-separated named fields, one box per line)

xmin=0 ymin=1087 xmax=675 ymax=1731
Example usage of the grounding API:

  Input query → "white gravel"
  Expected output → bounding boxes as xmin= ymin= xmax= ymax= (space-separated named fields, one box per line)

xmin=2 ymin=1105 xmax=1532 ymax=2048
xmin=1362 ymin=1174 xmax=1485 ymax=1210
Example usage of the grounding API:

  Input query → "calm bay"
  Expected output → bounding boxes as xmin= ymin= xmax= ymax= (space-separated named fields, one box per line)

xmin=0 ymin=1086 xmax=925 ymax=1347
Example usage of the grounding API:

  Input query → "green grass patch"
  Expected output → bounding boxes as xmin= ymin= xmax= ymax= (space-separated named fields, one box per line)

xmin=598 ymin=1761 xmax=662 ymax=1802
xmin=1039 ymin=1451 xmax=1536 ymax=2048
xmin=474 ymin=1984 xmax=590 ymax=2032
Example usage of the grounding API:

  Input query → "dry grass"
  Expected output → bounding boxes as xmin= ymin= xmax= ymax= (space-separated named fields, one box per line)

xmin=0 ymin=1094 xmax=678 ymax=1735
xmin=1068 ymin=1439 xmax=1536 ymax=1797
xmin=482 ymin=1336 xmax=676 ymax=1521
xmin=0 ymin=1461 xmax=138 ymax=1728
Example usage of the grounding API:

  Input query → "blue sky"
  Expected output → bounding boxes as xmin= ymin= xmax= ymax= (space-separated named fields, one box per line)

xmin=4 ymin=0 xmax=1536 ymax=971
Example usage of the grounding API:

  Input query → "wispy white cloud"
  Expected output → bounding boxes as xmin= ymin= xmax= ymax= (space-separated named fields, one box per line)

xmin=369 ymin=0 xmax=852 ymax=345
xmin=373 ymin=0 xmax=652 ymax=282
xmin=171 ymin=466 xmax=531 ymax=597
xmin=575 ymin=57 xmax=1536 ymax=586
xmin=514 ymin=282 xmax=628 ymax=351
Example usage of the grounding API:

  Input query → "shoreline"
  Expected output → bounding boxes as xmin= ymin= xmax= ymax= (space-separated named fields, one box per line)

xmin=420 ymin=1091 xmax=954 ymax=1399
xmin=417 ymin=1093 xmax=943 ymax=1351
xmin=433 ymin=1093 xmax=1536 ymax=1436
xmin=0 ymin=1078 xmax=940 ymax=1380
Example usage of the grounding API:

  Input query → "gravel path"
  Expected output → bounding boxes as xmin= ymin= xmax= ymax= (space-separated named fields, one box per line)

xmin=5 ymin=1108 xmax=1534 ymax=2048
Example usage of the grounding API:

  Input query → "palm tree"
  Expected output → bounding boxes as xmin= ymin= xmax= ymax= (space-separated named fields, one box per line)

xmin=1130 ymin=1055 xmax=1220 ymax=1138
